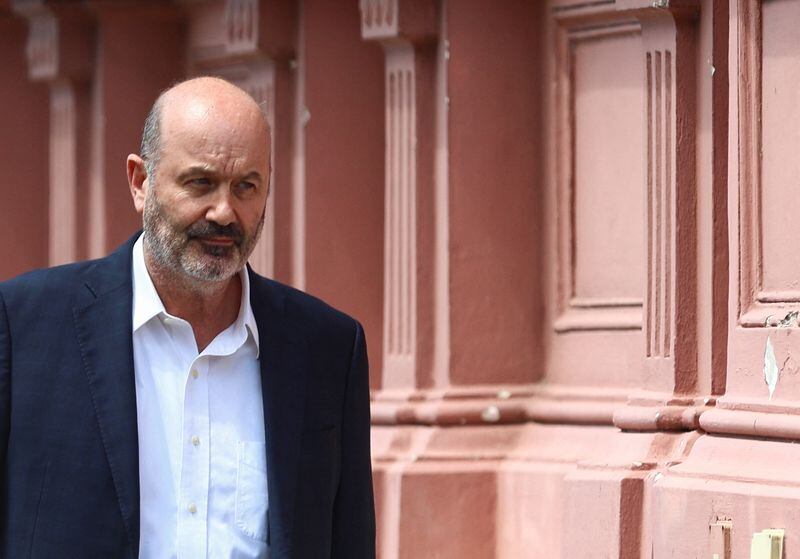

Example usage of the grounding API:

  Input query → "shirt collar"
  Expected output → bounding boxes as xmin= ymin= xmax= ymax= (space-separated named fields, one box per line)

xmin=131 ymin=235 xmax=260 ymax=354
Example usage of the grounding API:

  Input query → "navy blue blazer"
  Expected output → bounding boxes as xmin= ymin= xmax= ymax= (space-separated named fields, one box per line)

xmin=0 ymin=234 xmax=375 ymax=558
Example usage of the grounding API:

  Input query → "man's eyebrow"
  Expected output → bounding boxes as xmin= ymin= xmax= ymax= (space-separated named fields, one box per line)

xmin=176 ymin=165 xmax=218 ymax=181
xmin=240 ymin=171 xmax=264 ymax=183
xmin=175 ymin=167 xmax=264 ymax=183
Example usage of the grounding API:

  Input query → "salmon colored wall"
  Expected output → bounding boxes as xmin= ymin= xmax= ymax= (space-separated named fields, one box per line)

xmin=95 ymin=6 xmax=186 ymax=253
xmin=0 ymin=13 xmax=48 ymax=278
xmin=447 ymin=0 xmax=543 ymax=386
xmin=10 ymin=1 xmax=800 ymax=558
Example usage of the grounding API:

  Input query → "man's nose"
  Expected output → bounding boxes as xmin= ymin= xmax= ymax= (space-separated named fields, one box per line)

xmin=205 ymin=187 xmax=237 ymax=226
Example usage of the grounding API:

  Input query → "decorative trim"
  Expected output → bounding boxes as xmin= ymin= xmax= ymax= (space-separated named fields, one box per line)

xmin=360 ymin=0 xmax=398 ymax=40
xmin=645 ymin=48 xmax=674 ymax=357
xmin=26 ymin=11 xmax=58 ymax=81
xmin=225 ymin=0 xmax=259 ymax=54
xmin=735 ymin=0 xmax=774 ymax=328
xmin=554 ymin=19 xmax=644 ymax=332
xmin=735 ymin=0 xmax=800 ymax=327
xmin=382 ymin=44 xmax=417 ymax=388
xmin=700 ymin=408 xmax=800 ymax=441
xmin=49 ymin=82 xmax=77 ymax=265
xmin=613 ymin=402 xmax=708 ymax=431
xmin=371 ymin=384 xmax=629 ymax=426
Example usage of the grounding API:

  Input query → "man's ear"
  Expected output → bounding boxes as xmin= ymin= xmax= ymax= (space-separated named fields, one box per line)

xmin=127 ymin=154 xmax=149 ymax=214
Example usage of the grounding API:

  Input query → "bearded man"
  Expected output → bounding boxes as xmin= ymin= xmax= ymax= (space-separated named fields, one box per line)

xmin=0 ymin=77 xmax=375 ymax=559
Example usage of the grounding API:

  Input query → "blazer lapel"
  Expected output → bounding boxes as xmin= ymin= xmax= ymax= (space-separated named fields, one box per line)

xmin=249 ymin=272 xmax=309 ymax=557
xmin=72 ymin=238 xmax=140 ymax=559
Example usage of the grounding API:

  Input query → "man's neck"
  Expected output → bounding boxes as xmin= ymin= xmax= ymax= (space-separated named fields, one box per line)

xmin=143 ymin=250 xmax=242 ymax=353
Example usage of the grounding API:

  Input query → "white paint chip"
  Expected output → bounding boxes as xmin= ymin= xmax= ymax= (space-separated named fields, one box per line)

xmin=764 ymin=336 xmax=780 ymax=400
xmin=481 ymin=406 xmax=500 ymax=423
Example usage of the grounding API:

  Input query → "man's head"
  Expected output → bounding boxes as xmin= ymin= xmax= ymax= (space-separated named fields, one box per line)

xmin=127 ymin=77 xmax=271 ymax=286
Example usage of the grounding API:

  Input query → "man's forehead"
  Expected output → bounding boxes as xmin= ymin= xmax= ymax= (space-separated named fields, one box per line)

xmin=162 ymin=97 xmax=264 ymax=134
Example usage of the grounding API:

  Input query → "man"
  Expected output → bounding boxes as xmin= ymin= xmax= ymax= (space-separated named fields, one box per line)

xmin=0 ymin=77 xmax=375 ymax=558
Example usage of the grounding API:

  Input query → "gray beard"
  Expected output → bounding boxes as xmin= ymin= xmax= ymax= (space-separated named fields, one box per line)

xmin=142 ymin=189 xmax=265 ymax=284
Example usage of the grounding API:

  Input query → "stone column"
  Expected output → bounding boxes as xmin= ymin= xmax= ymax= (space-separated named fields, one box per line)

xmin=13 ymin=0 xmax=92 ymax=264
xmin=361 ymin=0 xmax=437 ymax=394
xmin=612 ymin=0 xmax=705 ymax=431
xmin=554 ymin=3 xmax=703 ymax=557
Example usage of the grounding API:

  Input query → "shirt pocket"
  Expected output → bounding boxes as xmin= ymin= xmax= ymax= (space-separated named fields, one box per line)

xmin=235 ymin=441 xmax=269 ymax=542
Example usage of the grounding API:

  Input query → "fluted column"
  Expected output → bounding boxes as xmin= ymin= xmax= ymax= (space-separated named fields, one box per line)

xmin=13 ymin=0 xmax=92 ymax=264
xmin=612 ymin=0 xmax=704 ymax=431
xmin=361 ymin=0 xmax=437 ymax=393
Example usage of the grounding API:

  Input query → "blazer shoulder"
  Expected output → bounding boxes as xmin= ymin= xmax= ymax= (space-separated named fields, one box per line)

xmin=0 ymin=231 xmax=138 ymax=313
xmin=250 ymin=274 xmax=360 ymax=335
xmin=0 ymin=260 xmax=95 ymax=308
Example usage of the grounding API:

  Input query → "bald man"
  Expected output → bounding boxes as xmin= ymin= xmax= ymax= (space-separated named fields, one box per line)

xmin=0 ymin=78 xmax=375 ymax=559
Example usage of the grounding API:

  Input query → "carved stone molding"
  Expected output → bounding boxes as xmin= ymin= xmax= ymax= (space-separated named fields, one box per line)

xmin=552 ymin=16 xmax=645 ymax=333
xmin=13 ymin=1 xmax=93 ymax=82
xmin=225 ymin=0 xmax=258 ymax=54
xmin=733 ymin=0 xmax=798 ymax=328
xmin=48 ymin=82 xmax=79 ymax=265
xmin=186 ymin=0 xmax=295 ymax=65
xmin=633 ymin=3 xmax=699 ymax=394
xmin=383 ymin=45 xmax=418 ymax=388
xmin=371 ymin=384 xmax=629 ymax=427
xmin=24 ymin=9 xmax=57 ymax=79
xmin=12 ymin=1 xmax=94 ymax=265
xmin=360 ymin=0 xmax=436 ymax=43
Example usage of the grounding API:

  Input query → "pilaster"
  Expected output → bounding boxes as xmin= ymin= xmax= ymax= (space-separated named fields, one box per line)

xmin=13 ymin=0 xmax=93 ymax=264
xmin=612 ymin=0 xmax=703 ymax=431
xmin=361 ymin=0 xmax=437 ymax=394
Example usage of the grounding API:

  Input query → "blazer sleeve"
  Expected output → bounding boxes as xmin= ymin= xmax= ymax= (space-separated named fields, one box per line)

xmin=0 ymin=291 xmax=9 ymax=462
xmin=0 ymin=290 xmax=10 ymax=523
xmin=331 ymin=321 xmax=376 ymax=559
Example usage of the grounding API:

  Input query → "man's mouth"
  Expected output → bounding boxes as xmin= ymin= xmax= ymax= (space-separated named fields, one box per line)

xmin=198 ymin=237 xmax=237 ymax=247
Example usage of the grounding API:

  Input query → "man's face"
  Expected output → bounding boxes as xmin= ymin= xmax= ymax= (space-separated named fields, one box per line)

xmin=141 ymin=99 xmax=270 ymax=284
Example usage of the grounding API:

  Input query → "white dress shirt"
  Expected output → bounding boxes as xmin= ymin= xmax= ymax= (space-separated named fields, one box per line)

xmin=132 ymin=236 xmax=269 ymax=559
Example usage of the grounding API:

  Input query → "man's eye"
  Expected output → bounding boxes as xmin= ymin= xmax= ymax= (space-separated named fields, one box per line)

xmin=189 ymin=177 xmax=212 ymax=187
xmin=237 ymin=181 xmax=257 ymax=191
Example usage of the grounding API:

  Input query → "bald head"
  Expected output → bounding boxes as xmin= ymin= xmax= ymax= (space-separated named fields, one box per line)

xmin=140 ymin=77 xmax=269 ymax=177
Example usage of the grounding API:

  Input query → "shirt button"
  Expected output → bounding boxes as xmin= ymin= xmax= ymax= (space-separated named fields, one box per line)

xmin=188 ymin=503 xmax=197 ymax=514
xmin=191 ymin=436 xmax=200 ymax=446
xmin=191 ymin=369 xmax=199 ymax=379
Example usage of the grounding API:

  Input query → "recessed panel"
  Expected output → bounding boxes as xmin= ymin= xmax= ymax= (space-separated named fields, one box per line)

xmin=573 ymin=31 xmax=645 ymax=302
xmin=761 ymin=0 xmax=800 ymax=296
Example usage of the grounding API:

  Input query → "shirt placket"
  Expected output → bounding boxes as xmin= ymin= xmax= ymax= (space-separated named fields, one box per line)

xmin=177 ymin=356 xmax=210 ymax=558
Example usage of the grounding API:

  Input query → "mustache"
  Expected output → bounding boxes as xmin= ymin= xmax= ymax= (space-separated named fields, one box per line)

xmin=186 ymin=221 xmax=244 ymax=244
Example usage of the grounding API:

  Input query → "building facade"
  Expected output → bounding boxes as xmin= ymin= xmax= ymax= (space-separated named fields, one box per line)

xmin=1 ymin=0 xmax=797 ymax=557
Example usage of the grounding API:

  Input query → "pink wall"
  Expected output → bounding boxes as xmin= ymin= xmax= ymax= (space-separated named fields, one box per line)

xmin=0 ymin=13 xmax=48 ymax=278
xmin=7 ymin=1 xmax=800 ymax=558
xmin=447 ymin=0 xmax=543 ymax=387
xmin=94 ymin=5 xmax=186 ymax=252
